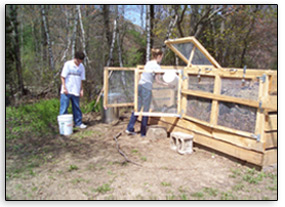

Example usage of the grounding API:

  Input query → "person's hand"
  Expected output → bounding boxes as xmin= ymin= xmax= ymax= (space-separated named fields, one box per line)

xmin=168 ymin=84 xmax=176 ymax=89
xmin=80 ymin=89 xmax=84 ymax=97
xmin=63 ymin=87 xmax=68 ymax=94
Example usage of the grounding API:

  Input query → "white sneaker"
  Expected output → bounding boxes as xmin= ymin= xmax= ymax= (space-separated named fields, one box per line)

xmin=125 ymin=130 xmax=136 ymax=135
xmin=77 ymin=123 xmax=87 ymax=129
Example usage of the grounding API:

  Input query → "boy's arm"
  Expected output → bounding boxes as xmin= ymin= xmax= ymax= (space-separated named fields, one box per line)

xmin=61 ymin=76 xmax=68 ymax=94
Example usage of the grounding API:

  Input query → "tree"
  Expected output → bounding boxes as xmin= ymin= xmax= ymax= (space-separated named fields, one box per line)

xmin=41 ymin=5 xmax=55 ymax=71
xmin=9 ymin=5 xmax=25 ymax=95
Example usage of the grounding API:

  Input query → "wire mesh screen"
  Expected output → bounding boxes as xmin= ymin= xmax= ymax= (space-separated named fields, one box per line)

xmin=173 ymin=42 xmax=194 ymax=60
xmin=186 ymin=95 xmax=212 ymax=122
xmin=149 ymin=80 xmax=178 ymax=114
xmin=108 ymin=70 xmax=134 ymax=104
xmin=191 ymin=49 xmax=212 ymax=65
xmin=221 ymin=78 xmax=260 ymax=101
xmin=188 ymin=75 xmax=215 ymax=93
xmin=218 ymin=102 xmax=257 ymax=133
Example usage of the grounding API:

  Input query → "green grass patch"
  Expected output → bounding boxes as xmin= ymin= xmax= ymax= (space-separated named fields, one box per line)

xmin=94 ymin=183 xmax=112 ymax=194
xmin=190 ymin=192 xmax=204 ymax=199
xmin=161 ymin=182 xmax=171 ymax=187
xmin=69 ymin=165 xmax=79 ymax=171
xmin=6 ymin=98 xmax=60 ymax=140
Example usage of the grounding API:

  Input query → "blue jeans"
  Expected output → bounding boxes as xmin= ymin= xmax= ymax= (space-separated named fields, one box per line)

xmin=59 ymin=93 xmax=82 ymax=126
xmin=127 ymin=85 xmax=152 ymax=136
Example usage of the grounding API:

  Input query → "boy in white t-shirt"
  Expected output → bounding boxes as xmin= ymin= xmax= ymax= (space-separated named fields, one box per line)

xmin=59 ymin=51 xmax=87 ymax=129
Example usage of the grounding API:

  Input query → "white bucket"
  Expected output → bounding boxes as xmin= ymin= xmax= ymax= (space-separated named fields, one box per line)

xmin=163 ymin=71 xmax=178 ymax=86
xmin=57 ymin=114 xmax=73 ymax=136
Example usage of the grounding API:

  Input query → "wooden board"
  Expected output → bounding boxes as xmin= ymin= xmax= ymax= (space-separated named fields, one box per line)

xmin=262 ymin=149 xmax=277 ymax=167
xmin=265 ymin=114 xmax=277 ymax=131
xmin=151 ymin=116 xmax=265 ymax=152
xmin=269 ymin=74 xmax=277 ymax=95
xmin=264 ymin=131 xmax=277 ymax=149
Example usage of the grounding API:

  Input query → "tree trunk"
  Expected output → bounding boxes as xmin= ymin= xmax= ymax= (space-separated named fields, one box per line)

xmin=41 ymin=5 xmax=55 ymax=71
xmin=106 ymin=15 xmax=118 ymax=67
xmin=71 ymin=8 xmax=79 ymax=58
xmin=176 ymin=5 xmax=187 ymax=37
xmin=9 ymin=5 xmax=25 ymax=95
xmin=146 ymin=5 xmax=151 ymax=61
xmin=77 ymin=5 xmax=90 ymax=66
xmin=61 ymin=5 xmax=71 ymax=62
xmin=140 ymin=5 xmax=144 ymax=32
xmin=103 ymin=5 xmax=111 ymax=46
xmin=162 ymin=12 xmax=178 ymax=53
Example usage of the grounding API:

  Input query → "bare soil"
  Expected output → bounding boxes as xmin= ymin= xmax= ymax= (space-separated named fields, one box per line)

xmin=6 ymin=112 xmax=277 ymax=200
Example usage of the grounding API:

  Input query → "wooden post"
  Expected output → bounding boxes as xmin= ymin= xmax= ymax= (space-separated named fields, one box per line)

xmin=255 ymin=74 xmax=269 ymax=145
xmin=134 ymin=68 xmax=139 ymax=113
xmin=210 ymin=75 xmax=221 ymax=126
xmin=177 ymin=70 xmax=183 ymax=115
xmin=187 ymin=46 xmax=196 ymax=67
xmin=103 ymin=67 xmax=109 ymax=108
xmin=181 ymin=67 xmax=188 ymax=117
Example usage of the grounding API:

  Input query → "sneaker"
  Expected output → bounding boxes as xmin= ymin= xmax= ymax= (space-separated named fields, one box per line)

xmin=125 ymin=129 xmax=136 ymax=135
xmin=76 ymin=123 xmax=87 ymax=129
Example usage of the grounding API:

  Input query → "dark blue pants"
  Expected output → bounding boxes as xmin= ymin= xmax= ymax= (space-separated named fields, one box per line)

xmin=59 ymin=93 xmax=82 ymax=126
xmin=127 ymin=85 xmax=152 ymax=136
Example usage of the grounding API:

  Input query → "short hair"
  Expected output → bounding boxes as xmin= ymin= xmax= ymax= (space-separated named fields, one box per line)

xmin=151 ymin=48 xmax=163 ymax=59
xmin=75 ymin=51 xmax=85 ymax=60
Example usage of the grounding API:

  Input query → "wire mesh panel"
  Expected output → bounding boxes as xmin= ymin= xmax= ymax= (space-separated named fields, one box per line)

xmin=186 ymin=95 xmax=212 ymax=122
xmin=173 ymin=42 xmax=194 ymax=60
xmin=191 ymin=49 xmax=212 ymax=65
xmin=188 ymin=75 xmax=215 ymax=93
xmin=134 ymin=70 xmax=181 ymax=117
xmin=150 ymin=81 xmax=178 ymax=113
xmin=218 ymin=102 xmax=257 ymax=133
xmin=108 ymin=70 xmax=134 ymax=104
xmin=220 ymin=78 xmax=259 ymax=101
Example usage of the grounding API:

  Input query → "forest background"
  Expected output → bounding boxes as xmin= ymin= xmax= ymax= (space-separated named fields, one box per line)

xmin=5 ymin=4 xmax=277 ymax=106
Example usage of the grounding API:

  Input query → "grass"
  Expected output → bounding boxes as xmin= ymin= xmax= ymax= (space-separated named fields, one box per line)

xmin=69 ymin=165 xmax=79 ymax=171
xmin=6 ymin=98 xmax=60 ymax=140
xmin=94 ymin=183 xmax=112 ymax=194
xmin=161 ymin=182 xmax=171 ymax=187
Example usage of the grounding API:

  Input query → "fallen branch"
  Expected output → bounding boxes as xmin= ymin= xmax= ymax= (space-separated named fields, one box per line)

xmin=113 ymin=132 xmax=142 ymax=166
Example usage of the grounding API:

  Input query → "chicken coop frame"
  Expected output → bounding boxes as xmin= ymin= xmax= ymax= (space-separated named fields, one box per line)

xmin=103 ymin=37 xmax=277 ymax=168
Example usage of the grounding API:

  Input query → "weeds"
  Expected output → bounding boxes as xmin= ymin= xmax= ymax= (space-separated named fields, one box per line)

xmin=94 ymin=183 xmax=112 ymax=194
xmin=69 ymin=165 xmax=79 ymax=171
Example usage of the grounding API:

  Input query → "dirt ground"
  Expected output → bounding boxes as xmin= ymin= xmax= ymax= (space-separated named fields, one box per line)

xmin=6 ymin=112 xmax=277 ymax=200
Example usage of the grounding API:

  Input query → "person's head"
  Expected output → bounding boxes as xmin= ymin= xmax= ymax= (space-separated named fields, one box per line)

xmin=151 ymin=48 xmax=163 ymax=63
xmin=74 ymin=51 xmax=85 ymax=64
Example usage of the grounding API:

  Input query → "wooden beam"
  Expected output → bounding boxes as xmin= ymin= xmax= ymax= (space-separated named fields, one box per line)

xmin=268 ymin=74 xmax=277 ymax=95
xmin=255 ymin=74 xmax=269 ymax=144
xmin=181 ymin=89 xmax=261 ymax=108
xmin=187 ymin=46 xmax=196 ymax=67
xmin=265 ymin=114 xmax=277 ymax=131
xmin=134 ymin=69 xmax=139 ymax=112
xmin=210 ymin=75 xmax=221 ymax=125
xmin=134 ymin=112 xmax=180 ymax=117
xmin=103 ymin=68 xmax=109 ymax=108
xmin=177 ymin=70 xmax=183 ymax=115
xmin=183 ymin=114 xmax=255 ymax=139
xmin=104 ymin=67 xmax=136 ymax=71
xmin=262 ymin=149 xmax=277 ymax=167
xmin=264 ymin=131 xmax=277 ymax=149
xmin=106 ymin=103 xmax=134 ymax=108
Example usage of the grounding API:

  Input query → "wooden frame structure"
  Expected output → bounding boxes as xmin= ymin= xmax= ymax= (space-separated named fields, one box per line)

xmin=103 ymin=37 xmax=277 ymax=168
